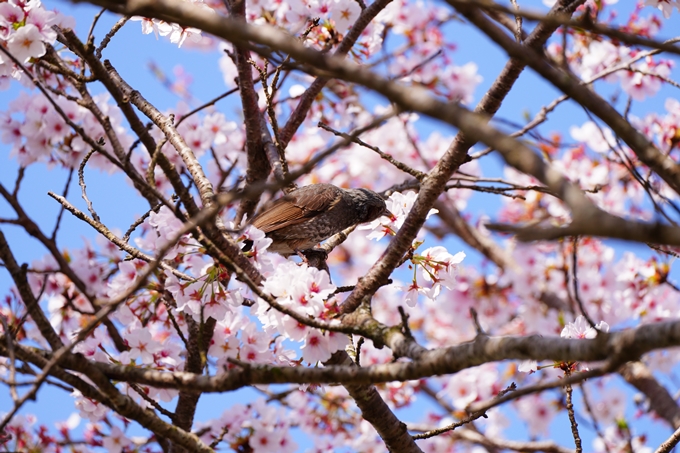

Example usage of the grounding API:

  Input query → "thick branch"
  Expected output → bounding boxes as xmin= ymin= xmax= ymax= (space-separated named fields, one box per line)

xmin=5 ymin=338 xmax=214 ymax=452
xmin=103 ymin=60 xmax=264 ymax=285
xmin=231 ymin=0 xmax=269 ymax=224
xmin=620 ymin=361 xmax=680 ymax=429
xmin=0 ymin=231 xmax=63 ymax=350
xmin=453 ymin=3 xmax=680 ymax=195
xmin=173 ymin=317 xmax=216 ymax=449
xmin=327 ymin=351 xmax=422 ymax=453
xmin=12 ymin=319 xmax=680 ymax=393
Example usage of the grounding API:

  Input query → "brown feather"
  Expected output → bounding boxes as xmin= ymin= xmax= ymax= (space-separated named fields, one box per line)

xmin=252 ymin=184 xmax=341 ymax=233
xmin=243 ymin=183 xmax=389 ymax=256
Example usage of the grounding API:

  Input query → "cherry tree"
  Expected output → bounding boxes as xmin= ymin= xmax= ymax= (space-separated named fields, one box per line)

xmin=1 ymin=0 xmax=680 ymax=451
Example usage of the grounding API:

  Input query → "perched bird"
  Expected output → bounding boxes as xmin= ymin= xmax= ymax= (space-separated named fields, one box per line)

xmin=246 ymin=183 xmax=391 ymax=256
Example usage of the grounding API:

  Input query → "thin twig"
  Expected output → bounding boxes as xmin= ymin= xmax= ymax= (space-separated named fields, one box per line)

xmin=51 ymin=168 xmax=74 ymax=241
xmin=86 ymin=8 xmax=107 ymax=46
xmin=48 ymin=192 xmax=195 ymax=282
xmin=564 ymin=368 xmax=583 ymax=453
xmin=12 ymin=167 xmax=25 ymax=198
xmin=175 ymin=87 xmax=239 ymax=127
xmin=570 ymin=236 xmax=597 ymax=328
xmin=78 ymin=149 xmax=101 ymax=223
xmin=318 ymin=121 xmax=426 ymax=180
xmin=580 ymin=383 xmax=612 ymax=453
xmin=654 ymin=425 xmax=680 ymax=453
xmin=95 ymin=16 xmax=130 ymax=58
xmin=412 ymin=408 xmax=489 ymax=439
xmin=509 ymin=0 xmax=523 ymax=43
xmin=0 ymin=316 xmax=18 ymax=402
xmin=468 ymin=364 xmax=615 ymax=413
xmin=123 ymin=204 xmax=161 ymax=243
xmin=129 ymin=382 xmax=177 ymax=422
xmin=208 ymin=424 xmax=230 ymax=449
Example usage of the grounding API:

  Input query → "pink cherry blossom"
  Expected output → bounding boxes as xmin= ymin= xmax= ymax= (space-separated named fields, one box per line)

xmin=570 ymin=121 xmax=617 ymax=154
xmin=249 ymin=427 xmax=284 ymax=453
xmin=561 ymin=315 xmax=610 ymax=339
xmin=594 ymin=425 xmax=652 ymax=453
xmin=102 ymin=426 xmax=132 ymax=453
xmin=643 ymin=0 xmax=679 ymax=18
xmin=127 ymin=328 xmax=162 ymax=364
xmin=515 ymin=395 xmax=558 ymax=437
xmin=0 ymin=3 xmax=25 ymax=27
xmin=73 ymin=390 xmax=109 ymax=421
xmin=444 ymin=62 xmax=483 ymax=104
xmin=360 ymin=190 xmax=438 ymax=240
xmin=332 ymin=0 xmax=361 ymax=33
xmin=301 ymin=328 xmax=332 ymax=363
xmin=7 ymin=24 xmax=46 ymax=63
xmin=620 ymin=57 xmax=673 ymax=101
xmin=25 ymin=6 xmax=57 ymax=42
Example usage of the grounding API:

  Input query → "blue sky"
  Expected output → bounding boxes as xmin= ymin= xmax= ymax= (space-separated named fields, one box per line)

xmin=2 ymin=0 xmax=680 ymax=450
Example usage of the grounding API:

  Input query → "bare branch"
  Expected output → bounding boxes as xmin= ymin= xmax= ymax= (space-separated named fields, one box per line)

xmin=0 ymin=231 xmax=64 ymax=350
xmin=11 ymin=319 xmax=680 ymax=394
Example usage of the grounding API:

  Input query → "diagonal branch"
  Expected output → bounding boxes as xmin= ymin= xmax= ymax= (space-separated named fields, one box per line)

xmin=326 ymin=351 xmax=423 ymax=453
xmin=620 ymin=361 xmax=680 ymax=429
xmin=47 ymin=192 xmax=195 ymax=281
xmin=231 ymin=0 xmax=269 ymax=225
xmin=452 ymin=2 xmax=680 ymax=195
xmin=278 ymin=0 xmax=394 ymax=149
xmin=2 ymin=337 xmax=214 ymax=452
xmin=0 ymin=231 xmax=63 ymax=350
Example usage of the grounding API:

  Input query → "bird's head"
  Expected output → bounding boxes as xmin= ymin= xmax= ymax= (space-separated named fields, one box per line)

xmin=349 ymin=188 xmax=394 ymax=223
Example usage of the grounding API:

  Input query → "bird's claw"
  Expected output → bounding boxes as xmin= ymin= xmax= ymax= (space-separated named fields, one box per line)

xmin=297 ymin=249 xmax=331 ymax=279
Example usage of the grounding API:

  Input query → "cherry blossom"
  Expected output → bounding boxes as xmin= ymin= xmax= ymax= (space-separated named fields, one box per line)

xmin=518 ymin=360 xmax=538 ymax=373
xmin=360 ymin=190 xmax=438 ymax=240
xmin=515 ymin=394 xmax=558 ymax=437
xmin=72 ymin=390 xmax=109 ymax=421
xmin=332 ymin=0 xmax=361 ymax=34
xmin=7 ymin=24 xmax=46 ymax=63
xmin=643 ymin=0 xmax=680 ymax=18
xmin=570 ymin=121 xmax=617 ymax=154
xmin=0 ymin=3 xmax=25 ymax=28
xmin=594 ymin=425 xmax=653 ymax=453
xmin=444 ymin=62 xmax=483 ymax=104
xmin=301 ymin=328 xmax=333 ymax=363
xmin=620 ymin=57 xmax=673 ymax=100
xmin=561 ymin=315 xmax=610 ymax=339
xmin=101 ymin=426 xmax=131 ymax=453
xmin=126 ymin=328 xmax=162 ymax=364
xmin=2 ymin=0 xmax=680 ymax=451
xmin=130 ymin=15 xmax=203 ymax=46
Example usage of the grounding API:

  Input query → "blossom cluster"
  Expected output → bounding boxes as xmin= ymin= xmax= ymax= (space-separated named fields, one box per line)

xmin=2 ymin=0 xmax=680 ymax=451
xmin=0 ymin=1 xmax=72 ymax=88
xmin=1 ymin=91 xmax=132 ymax=169
xmin=547 ymin=7 xmax=674 ymax=101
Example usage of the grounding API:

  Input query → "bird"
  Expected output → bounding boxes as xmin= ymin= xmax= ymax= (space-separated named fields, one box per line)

xmin=244 ymin=183 xmax=392 ymax=256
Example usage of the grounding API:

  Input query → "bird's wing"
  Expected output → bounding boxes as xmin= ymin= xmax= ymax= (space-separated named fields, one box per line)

xmin=252 ymin=186 xmax=341 ymax=233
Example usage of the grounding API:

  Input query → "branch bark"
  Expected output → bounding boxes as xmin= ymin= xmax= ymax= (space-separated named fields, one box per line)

xmin=10 ymin=319 xmax=680 ymax=393
xmin=230 ymin=0 xmax=269 ymax=225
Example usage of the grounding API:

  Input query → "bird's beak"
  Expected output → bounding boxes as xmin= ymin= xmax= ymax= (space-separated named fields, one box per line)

xmin=383 ymin=208 xmax=396 ymax=222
